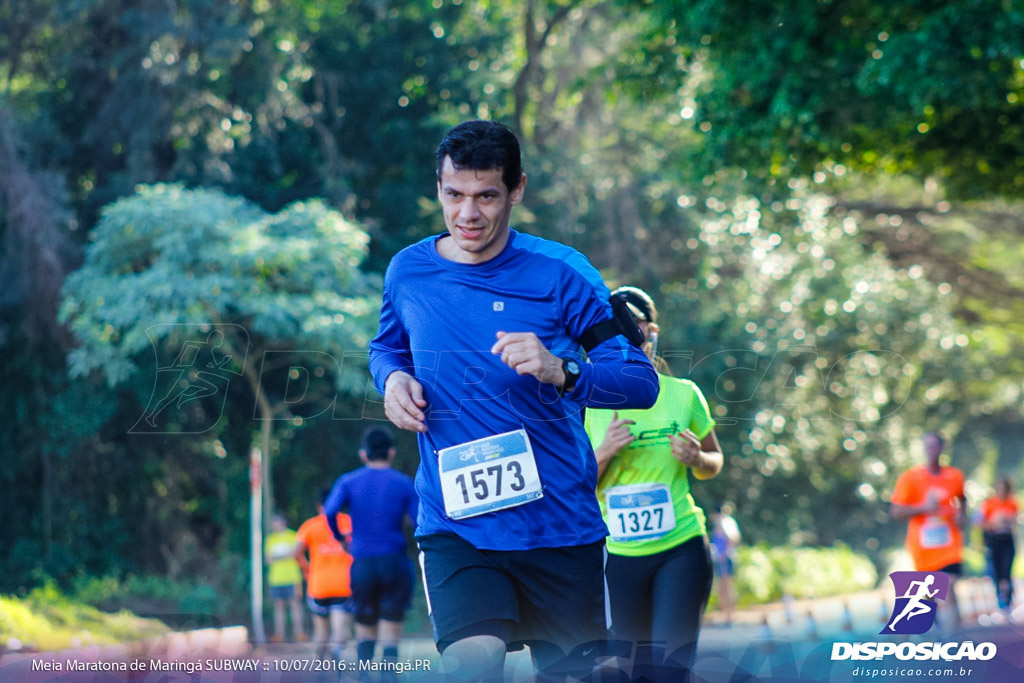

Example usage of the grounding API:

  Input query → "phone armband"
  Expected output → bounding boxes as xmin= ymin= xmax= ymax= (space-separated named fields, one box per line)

xmin=578 ymin=292 xmax=646 ymax=351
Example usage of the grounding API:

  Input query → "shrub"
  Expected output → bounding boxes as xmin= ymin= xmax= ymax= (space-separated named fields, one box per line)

xmin=724 ymin=544 xmax=878 ymax=607
xmin=0 ymin=582 xmax=168 ymax=652
xmin=69 ymin=567 xmax=244 ymax=627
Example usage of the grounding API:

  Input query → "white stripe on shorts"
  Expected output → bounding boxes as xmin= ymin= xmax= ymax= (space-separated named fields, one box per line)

xmin=417 ymin=546 xmax=433 ymax=616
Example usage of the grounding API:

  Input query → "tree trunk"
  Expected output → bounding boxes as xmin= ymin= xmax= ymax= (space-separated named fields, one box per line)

xmin=259 ymin=407 xmax=275 ymax=528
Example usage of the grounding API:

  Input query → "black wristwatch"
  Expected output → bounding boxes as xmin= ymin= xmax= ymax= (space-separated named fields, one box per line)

xmin=559 ymin=357 xmax=581 ymax=397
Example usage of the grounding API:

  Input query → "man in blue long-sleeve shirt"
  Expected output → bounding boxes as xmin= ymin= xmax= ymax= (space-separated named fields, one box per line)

xmin=368 ymin=119 xmax=659 ymax=681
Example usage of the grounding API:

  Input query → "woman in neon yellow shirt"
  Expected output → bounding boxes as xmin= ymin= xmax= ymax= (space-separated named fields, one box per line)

xmin=265 ymin=512 xmax=307 ymax=643
xmin=585 ymin=286 xmax=723 ymax=682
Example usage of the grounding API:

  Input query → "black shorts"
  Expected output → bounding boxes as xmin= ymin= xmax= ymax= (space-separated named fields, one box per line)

xmin=417 ymin=532 xmax=607 ymax=668
xmin=350 ymin=554 xmax=414 ymax=625
xmin=937 ymin=563 xmax=963 ymax=577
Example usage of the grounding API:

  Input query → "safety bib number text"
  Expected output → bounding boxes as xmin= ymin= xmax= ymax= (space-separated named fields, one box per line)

xmin=438 ymin=429 xmax=543 ymax=520
xmin=919 ymin=516 xmax=953 ymax=549
xmin=606 ymin=483 xmax=676 ymax=542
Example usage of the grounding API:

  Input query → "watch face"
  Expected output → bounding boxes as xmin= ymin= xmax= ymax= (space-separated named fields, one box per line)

xmin=566 ymin=359 xmax=581 ymax=375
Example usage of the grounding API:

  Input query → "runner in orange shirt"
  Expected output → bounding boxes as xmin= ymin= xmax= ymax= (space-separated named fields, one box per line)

xmin=976 ymin=476 xmax=1018 ymax=612
xmin=295 ymin=489 xmax=355 ymax=659
xmin=890 ymin=432 xmax=966 ymax=630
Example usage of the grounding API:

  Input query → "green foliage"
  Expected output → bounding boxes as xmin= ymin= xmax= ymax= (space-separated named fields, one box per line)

xmin=731 ymin=544 xmax=878 ymax=607
xmin=70 ymin=571 xmax=242 ymax=625
xmin=51 ymin=186 xmax=383 ymax=604
xmin=4 ymin=0 xmax=1024 ymax=624
xmin=666 ymin=176 xmax=989 ymax=553
xmin=269 ymin=0 xmax=476 ymax=265
xmin=0 ymin=582 xmax=169 ymax=652
xmin=661 ymin=0 xmax=1024 ymax=199
xmin=59 ymin=184 xmax=379 ymax=391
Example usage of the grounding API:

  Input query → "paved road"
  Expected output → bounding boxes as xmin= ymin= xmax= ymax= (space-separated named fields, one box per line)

xmin=3 ymin=578 xmax=1022 ymax=681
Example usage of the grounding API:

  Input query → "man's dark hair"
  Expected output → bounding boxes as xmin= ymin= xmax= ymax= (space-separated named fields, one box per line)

xmin=361 ymin=425 xmax=394 ymax=462
xmin=436 ymin=120 xmax=523 ymax=193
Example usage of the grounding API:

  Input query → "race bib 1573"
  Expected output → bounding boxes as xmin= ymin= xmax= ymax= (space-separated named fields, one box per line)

xmin=438 ymin=429 xmax=543 ymax=520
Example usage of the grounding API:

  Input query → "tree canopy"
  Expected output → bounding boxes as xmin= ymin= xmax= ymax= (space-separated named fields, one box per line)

xmin=2 ymin=0 xmax=1023 ymax=603
xmin=59 ymin=184 xmax=379 ymax=520
xmin=662 ymin=0 xmax=1024 ymax=199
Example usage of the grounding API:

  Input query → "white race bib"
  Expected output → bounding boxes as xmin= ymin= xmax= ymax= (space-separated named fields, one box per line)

xmin=438 ymin=429 xmax=543 ymax=520
xmin=919 ymin=516 xmax=953 ymax=549
xmin=268 ymin=540 xmax=294 ymax=561
xmin=606 ymin=483 xmax=676 ymax=542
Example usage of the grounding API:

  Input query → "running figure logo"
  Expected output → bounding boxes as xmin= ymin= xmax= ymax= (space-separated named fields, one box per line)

xmin=131 ymin=324 xmax=248 ymax=434
xmin=882 ymin=571 xmax=950 ymax=635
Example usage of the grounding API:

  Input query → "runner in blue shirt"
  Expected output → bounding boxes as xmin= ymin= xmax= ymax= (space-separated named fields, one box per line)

xmin=324 ymin=426 xmax=418 ymax=676
xmin=369 ymin=120 xmax=659 ymax=681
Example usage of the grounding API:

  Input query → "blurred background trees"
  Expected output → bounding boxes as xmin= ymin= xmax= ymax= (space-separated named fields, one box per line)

xmin=2 ymin=0 xmax=1023 ymax=620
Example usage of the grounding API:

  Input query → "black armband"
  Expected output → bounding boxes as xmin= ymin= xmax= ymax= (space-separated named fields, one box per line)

xmin=578 ymin=291 xmax=646 ymax=352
